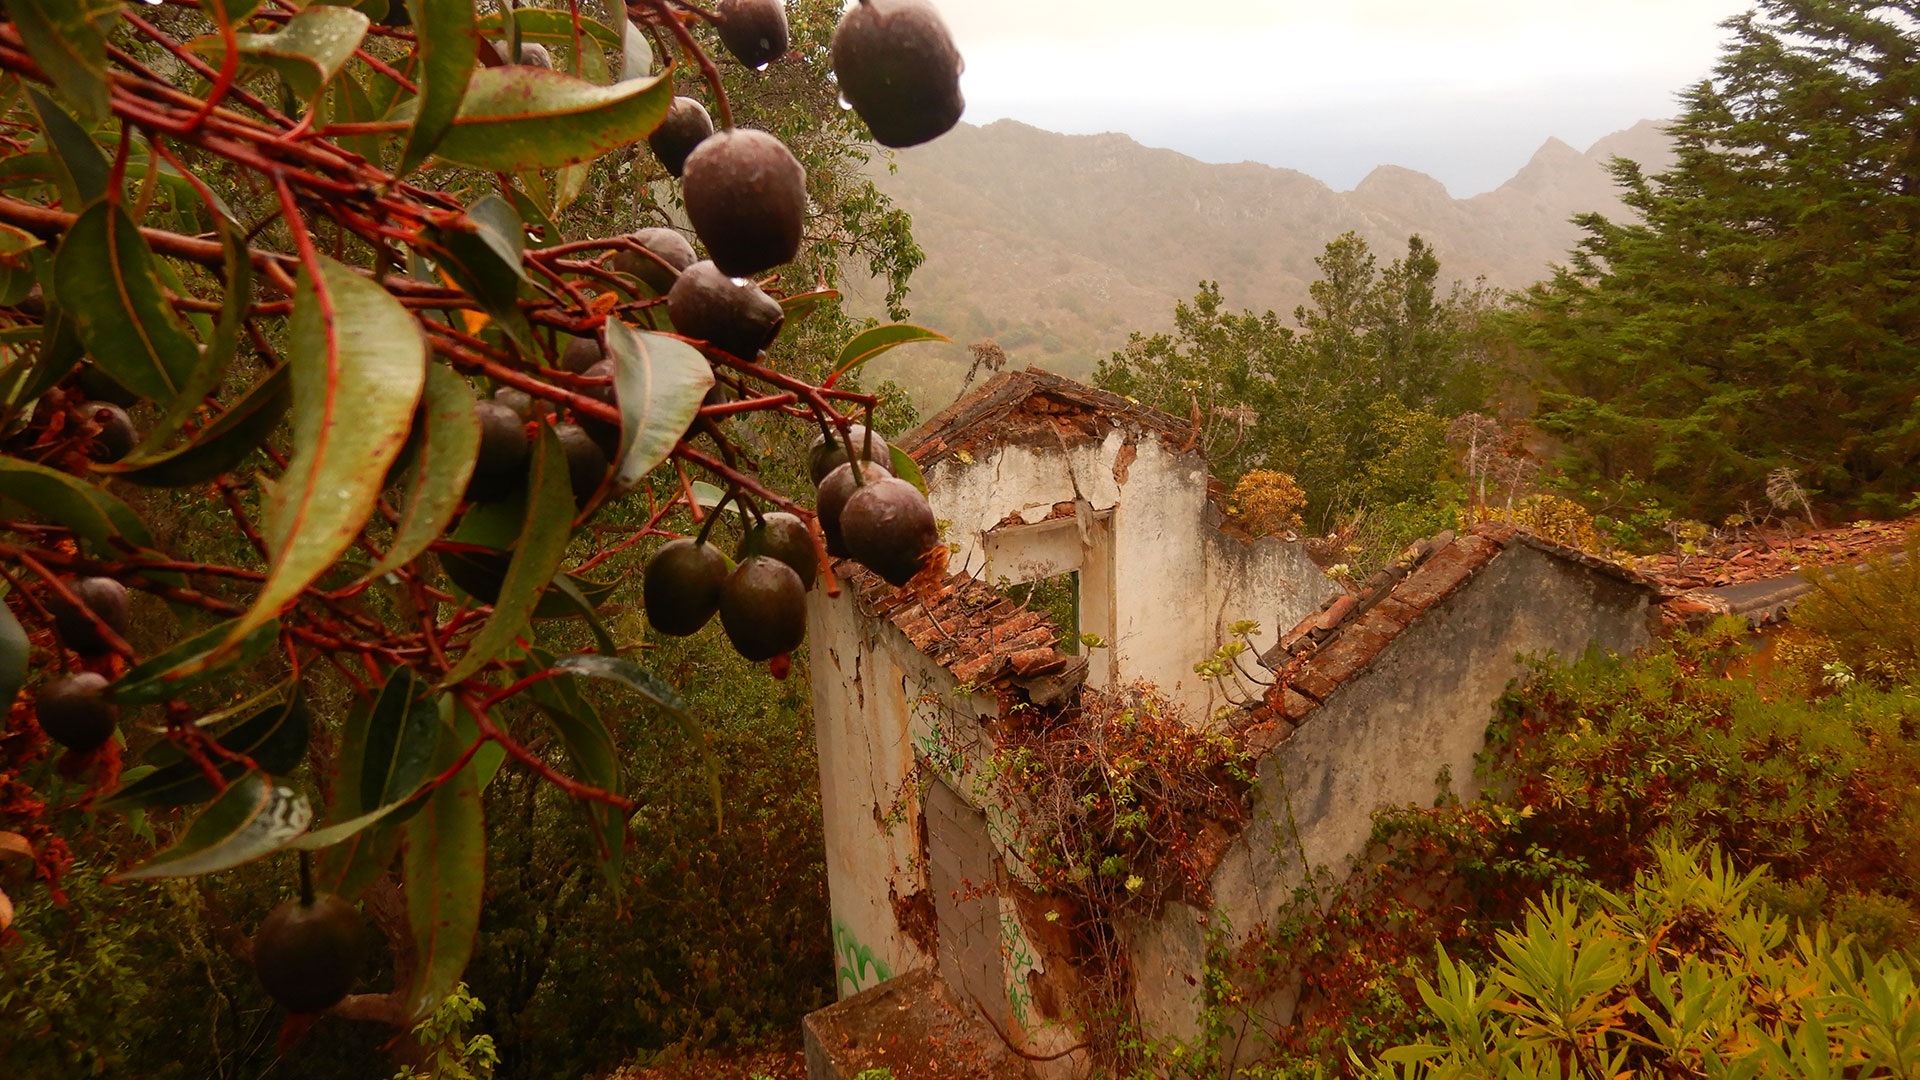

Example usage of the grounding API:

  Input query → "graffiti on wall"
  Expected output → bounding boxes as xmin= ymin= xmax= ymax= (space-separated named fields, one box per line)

xmin=834 ymin=920 xmax=894 ymax=999
xmin=1000 ymin=908 xmax=1040 ymax=1026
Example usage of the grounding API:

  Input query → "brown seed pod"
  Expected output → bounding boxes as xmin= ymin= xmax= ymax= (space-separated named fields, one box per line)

xmin=716 ymin=0 xmax=790 ymax=68
xmin=666 ymin=261 xmax=786 ymax=361
xmin=681 ymin=129 xmax=807 ymax=278
xmin=646 ymin=97 xmax=714 ymax=180
xmin=34 ymin=672 xmax=119 ymax=752
xmin=252 ymin=893 xmax=367 ymax=1015
xmin=49 ymin=577 xmax=129 ymax=657
xmin=719 ymin=555 xmax=807 ymax=661
xmin=840 ymin=475 xmax=940 ymax=586
xmin=644 ymin=538 xmax=729 ymax=637
xmin=816 ymin=460 xmax=892 ymax=559
xmin=831 ymin=0 xmax=965 ymax=148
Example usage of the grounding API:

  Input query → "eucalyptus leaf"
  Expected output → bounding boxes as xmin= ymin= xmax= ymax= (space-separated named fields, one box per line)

xmin=200 ymin=255 xmax=424 ymax=668
xmin=398 ymin=0 xmax=481 ymax=176
xmin=193 ymin=6 xmax=370 ymax=106
xmin=105 ymin=618 xmax=280 ymax=705
xmin=11 ymin=2 xmax=114 ymax=122
xmin=425 ymin=65 xmax=673 ymax=173
xmin=105 ymin=210 xmax=254 ymax=471
xmin=99 ymin=693 xmax=310 ymax=811
xmin=98 ymin=366 xmax=291 ymax=488
xmin=550 ymin=652 xmax=718 ymax=826
xmin=0 ymin=456 xmax=156 ymax=556
xmin=438 ymin=424 xmax=575 ymax=685
xmin=0 ymin=591 xmax=26 ymax=711
xmin=359 ymin=668 xmax=441 ymax=814
xmin=403 ymin=723 xmax=485 ymax=1022
xmin=830 ymin=323 xmax=950 ymax=384
xmin=367 ymin=364 xmax=480 ymax=578
xmin=55 ymin=201 xmax=202 ymax=403
xmin=113 ymin=773 xmax=312 ymax=881
xmin=605 ymin=323 xmax=712 ymax=494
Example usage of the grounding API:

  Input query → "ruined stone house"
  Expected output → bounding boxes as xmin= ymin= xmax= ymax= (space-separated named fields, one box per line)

xmin=801 ymin=370 xmax=1896 ymax=1078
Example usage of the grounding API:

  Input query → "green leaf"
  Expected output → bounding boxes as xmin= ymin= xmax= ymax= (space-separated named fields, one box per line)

xmin=398 ymin=0 xmax=480 ymax=176
xmin=503 ymin=180 xmax=565 ymax=248
xmin=11 ymin=1 xmax=115 ymax=123
xmin=546 ymin=575 xmax=616 ymax=656
xmin=368 ymin=365 xmax=480 ymax=578
xmin=27 ymin=90 xmax=108 ymax=206
xmin=519 ymin=647 xmax=622 ymax=888
xmin=54 ymin=201 xmax=203 ymax=403
xmin=330 ymin=71 xmax=386 ymax=166
xmin=689 ymin=480 xmax=742 ymax=516
xmin=0 ymin=590 xmax=26 ymax=711
xmin=316 ymin=693 xmax=404 ymax=895
xmin=889 ymin=445 xmax=928 ymax=496
xmin=549 ymin=653 xmax=719 ymax=826
xmin=779 ymin=288 xmax=839 ymax=326
xmin=430 ymin=195 xmax=535 ymax=353
xmin=438 ymin=423 xmax=575 ymax=685
xmin=205 ymin=254 xmax=425 ymax=668
xmin=605 ymin=323 xmax=712 ymax=495
xmin=830 ymin=324 xmax=949 ymax=384
xmin=403 ymin=723 xmax=485 ymax=1022
xmin=193 ymin=6 xmax=370 ymax=107
xmin=0 ymin=456 xmax=155 ymax=556
xmin=113 ymin=773 xmax=312 ymax=881
xmin=477 ymin=8 xmax=624 ymax=53
xmin=288 ymin=798 xmax=413 ymax=852
xmin=359 ymin=668 xmax=441 ymax=814
xmin=98 ymin=693 xmax=310 ymax=811
xmin=0 ymin=225 xmax=44 ymax=258
xmin=104 ymin=210 xmax=254 ymax=471
xmin=619 ymin=18 xmax=652 ymax=82
xmin=105 ymin=618 xmax=280 ymax=705
xmin=425 ymin=65 xmax=673 ymax=172
xmin=101 ymin=364 xmax=291 ymax=488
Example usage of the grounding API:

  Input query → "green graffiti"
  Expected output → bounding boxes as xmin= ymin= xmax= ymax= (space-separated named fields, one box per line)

xmin=1000 ymin=912 xmax=1039 ymax=1026
xmin=834 ymin=920 xmax=894 ymax=998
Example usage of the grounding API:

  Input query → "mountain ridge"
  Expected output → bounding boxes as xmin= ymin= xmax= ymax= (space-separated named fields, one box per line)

xmin=846 ymin=118 xmax=1675 ymax=407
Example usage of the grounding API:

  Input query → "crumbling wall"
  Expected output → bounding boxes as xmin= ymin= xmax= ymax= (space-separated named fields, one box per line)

xmin=925 ymin=430 xmax=1332 ymax=720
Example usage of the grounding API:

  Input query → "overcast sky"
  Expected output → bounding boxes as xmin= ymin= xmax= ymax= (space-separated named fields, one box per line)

xmin=934 ymin=0 xmax=1753 ymax=195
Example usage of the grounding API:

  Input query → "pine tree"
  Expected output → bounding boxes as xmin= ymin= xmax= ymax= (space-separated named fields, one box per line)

xmin=1517 ymin=0 xmax=1920 ymax=518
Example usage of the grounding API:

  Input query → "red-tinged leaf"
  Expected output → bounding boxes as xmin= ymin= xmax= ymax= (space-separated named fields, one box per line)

xmin=403 ymin=724 xmax=485 ymax=1022
xmin=889 ymin=444 xmax=928 ymax=496
xmin=0 ymin=589 xmax=25 ymax=711
xmin=426 ymin=65 xmax=673 ymax=172
xmin=358 ymin=668 xmax=441 ymax=814
xmin=112 ymin=773 xmax=312 ymax=881
xmin=199 ymin=255 xmax=425 ymax=669
xmin=779 ymin=288 xmax=839 ymax=326
xmin=552 ymin=653 xmax=720 ymax=828
xmin=98 ymin=692 xmax=308 ymax=810
xmin=437 ymin=423 xmax=576 ymax=686
xmin=478 ymin=8 xmax=624 ymax=53
xmin=102 ymin=207 xmax=252 ymax=468
xmin=829 ymin=323 xmax=950 ymax=385
xmin=191 ymin=6 xmax=369 ymax=107
xmin=99 ymin=365 xmax=291 ymax=488
xmin=55 ymin=200 xmax=202 ymax=403
xmin=27 ymin=90 xmax=107 ymax=207
xmin=605 ymin=322 xmax=713 ymax=494
xmin=398 ymin=0 xmax=481 ymax=177
xmin=104 ymin=618 xmax=279 ymax=705
xmin=518 ymin=647 xmax=623 ymax=890
xmin=0 ymin=456 xmax=157 ymax=556
xmin=368 ymin=365 xmax=480 ymax=579
xmin=10 ymin=0 xmax=116 ymax=122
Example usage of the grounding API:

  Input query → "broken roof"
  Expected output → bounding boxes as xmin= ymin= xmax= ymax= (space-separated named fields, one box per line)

xmin=1250 ymin=524 xmax=1658 ymax=746
xmin=1643 ymin=515 xmax=1916 ymax=628
xmin=838 ymin=561 xmax=1087 ymax=702
xmin=898 ymin=367 xmax=1197 ymax=471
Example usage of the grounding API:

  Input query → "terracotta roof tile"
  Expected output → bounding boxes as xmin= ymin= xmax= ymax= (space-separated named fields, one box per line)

xmin=1267 ymin=524 xmax=1662 ymax=716
xmin=839 ymin=559 xmax=1083 ymax=699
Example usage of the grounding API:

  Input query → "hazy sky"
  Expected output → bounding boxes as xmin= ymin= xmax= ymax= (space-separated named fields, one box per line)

xmin=935 ymin=0 xmax=1753 ymax=195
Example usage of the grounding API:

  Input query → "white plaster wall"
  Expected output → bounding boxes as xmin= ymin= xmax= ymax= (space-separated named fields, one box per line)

xmin=1119 ymin=548 xmax=1652 ymax=1044
xmin=927 ymin=430 xmax=1333 ymax=721
xmin=807 ymin=587 xmax=934 ymax=999
xmin=1202 ymin=530 xmax=1342 ymax=721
